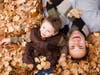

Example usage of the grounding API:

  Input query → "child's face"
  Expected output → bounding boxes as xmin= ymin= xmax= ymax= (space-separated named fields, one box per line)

xmin=68 ymin=30 xmax=87 ymax=59
xmin=40 ymin=20 xmax=55 ymax=38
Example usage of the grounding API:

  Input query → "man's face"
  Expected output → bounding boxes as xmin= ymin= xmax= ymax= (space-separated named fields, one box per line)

xmin=68 ymin=30 xmax=87 ymax=59
xmin=40 ymin=20 xmax=55 ymax=38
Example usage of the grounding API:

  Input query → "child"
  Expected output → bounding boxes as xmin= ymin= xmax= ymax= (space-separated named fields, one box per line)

xmin=0 ymin=15 xmax=67 ymax=74
xmin=23 ymin=15 xmax=67 ymax=74
xmin=42 ymin=0 xmax=70 ymax=35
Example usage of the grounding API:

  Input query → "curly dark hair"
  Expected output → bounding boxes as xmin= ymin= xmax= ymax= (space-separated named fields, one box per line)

xmin=42 ymin=15 xmax=62 ymax=32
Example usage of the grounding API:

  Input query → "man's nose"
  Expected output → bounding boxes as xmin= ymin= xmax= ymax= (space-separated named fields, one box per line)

xmin=74 ymin=40 xmax=80 ymax=45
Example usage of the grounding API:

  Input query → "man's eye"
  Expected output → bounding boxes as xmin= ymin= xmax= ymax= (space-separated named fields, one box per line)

xmin=79 ymin=46 xmax=84 ymax=49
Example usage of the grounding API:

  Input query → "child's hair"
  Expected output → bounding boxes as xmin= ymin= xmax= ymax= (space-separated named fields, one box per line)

xmin=42 ymin=15 xmax=62 ymax=32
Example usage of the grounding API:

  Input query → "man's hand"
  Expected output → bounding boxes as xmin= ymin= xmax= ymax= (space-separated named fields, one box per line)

xmin=58 ymin=53 xmax=66 ymax=65
xmin=67 ymin=9 xmax=83 ymax=18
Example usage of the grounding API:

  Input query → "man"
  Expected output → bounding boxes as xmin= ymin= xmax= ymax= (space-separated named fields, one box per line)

xmin=68 ymin=18 xmax=89 ymax=59
xmin=57 ymin=0 xmax=100 ymax=59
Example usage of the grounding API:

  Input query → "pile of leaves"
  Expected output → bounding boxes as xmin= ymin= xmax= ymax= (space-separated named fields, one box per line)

xmin=54 ymin=33 xmax=100 ymax=75
xmin=0 ymin=0 xmax=43 ymax=40
xmin=0 ymin=0 xmax=43 ymax=75
xmin=0 ymin=0 xmax=100 ymax=75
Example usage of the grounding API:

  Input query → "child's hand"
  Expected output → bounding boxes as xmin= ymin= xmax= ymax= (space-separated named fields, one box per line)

xmin=42 ymin=0 xmax=52 ymax=7
xmin=43 ymin=61 xmax=51 ymax=70
xmin=0 ymin=38 xmax=11 ymax=45
xmin=67 ymin=8 xmax=83 ymax=18
xmin=48 ymin=0 xmax=52 ymax=5
xmin=27 ymin=64 xmax=34 ymax=70
xmin=42 ymin=2 xmax=47 ymax=7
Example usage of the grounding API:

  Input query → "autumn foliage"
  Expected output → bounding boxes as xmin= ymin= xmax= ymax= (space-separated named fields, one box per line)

xmin=0 ymin=0 xmax=100 ymax=75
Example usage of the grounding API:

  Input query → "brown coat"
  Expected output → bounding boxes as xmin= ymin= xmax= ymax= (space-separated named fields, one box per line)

xmin=30 ymin=28 xmax=62 ymax=51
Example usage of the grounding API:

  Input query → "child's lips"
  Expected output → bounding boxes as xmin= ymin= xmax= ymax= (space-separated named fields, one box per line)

xmin=41 ymin=33 xmax=46 ymax=37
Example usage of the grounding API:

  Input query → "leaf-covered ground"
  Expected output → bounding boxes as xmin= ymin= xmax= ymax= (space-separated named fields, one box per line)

xmin=0 ymin=0 xmax=100 ymax=75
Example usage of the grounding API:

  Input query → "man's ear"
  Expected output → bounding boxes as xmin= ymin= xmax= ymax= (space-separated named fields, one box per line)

xmin=85 ymin=41 xmax=88 ymax=47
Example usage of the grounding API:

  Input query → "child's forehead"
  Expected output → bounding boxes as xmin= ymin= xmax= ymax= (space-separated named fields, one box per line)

xmin=43 ymin=19 xmax=50 ymax=23
xmin=43 ymin=23 xmax=54 ymax=30
xmin=42 ymin=20 xmax=52 ymax=26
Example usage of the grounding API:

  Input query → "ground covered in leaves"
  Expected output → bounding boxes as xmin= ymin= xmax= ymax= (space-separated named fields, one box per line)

xmin=0 ymin=0 xmax=100 ymax=75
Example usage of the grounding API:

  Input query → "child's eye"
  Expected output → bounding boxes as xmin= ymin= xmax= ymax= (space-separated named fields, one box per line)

xmin=47 ymin=30 xmax=50 ymax=33
xmin=43 ymin=27 xmax=45 ymax=29
xmin=70 ymin=46 xmax=75 ymax=50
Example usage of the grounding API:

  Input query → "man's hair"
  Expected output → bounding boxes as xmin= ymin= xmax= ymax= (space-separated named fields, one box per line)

xmin=68 ymin=25 xmax=79 ymax=36
xmin=42 ymin=15 xmax=62 ymax=32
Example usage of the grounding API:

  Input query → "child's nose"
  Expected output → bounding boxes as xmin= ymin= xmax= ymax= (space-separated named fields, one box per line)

xmin=42 ymin=30 xmax=46 ymax=34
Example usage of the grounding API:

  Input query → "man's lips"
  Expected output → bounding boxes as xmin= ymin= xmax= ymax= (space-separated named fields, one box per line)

xmin=72 ymin=36 xmax=81 ymax=39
